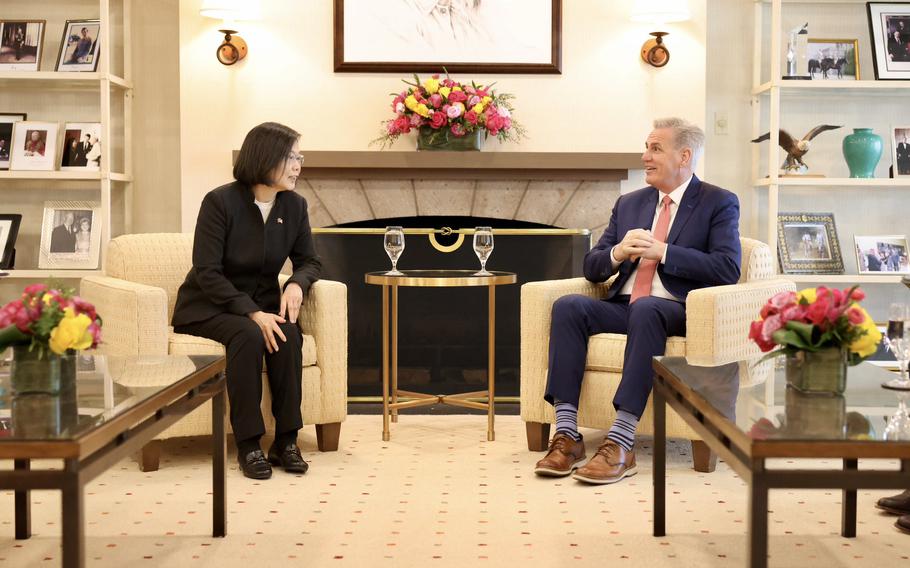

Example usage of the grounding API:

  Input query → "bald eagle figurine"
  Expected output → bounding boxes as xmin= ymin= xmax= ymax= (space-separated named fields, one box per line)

xmin=751 ymin=125 xmax=842 ymax=174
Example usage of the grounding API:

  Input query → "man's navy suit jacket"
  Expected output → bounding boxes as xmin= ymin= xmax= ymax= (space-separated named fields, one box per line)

xmin=583 ymin=175 xmax=742 ymax=301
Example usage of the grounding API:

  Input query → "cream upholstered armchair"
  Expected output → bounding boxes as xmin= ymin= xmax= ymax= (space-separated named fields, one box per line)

xmin=80 ymin=233 xmax=347 ymax=471
xmin=520 ymin=237 xmax=795 ymax=472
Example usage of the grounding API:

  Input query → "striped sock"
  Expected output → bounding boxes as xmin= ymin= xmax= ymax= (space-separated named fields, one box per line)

xmin=554 ymin=400 xmax=582 ymax=442
xmin=606 ymin=410 xmax=639 ymax=451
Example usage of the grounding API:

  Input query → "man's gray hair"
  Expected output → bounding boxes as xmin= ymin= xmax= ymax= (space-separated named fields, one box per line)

xmin=653 ymin=117 xmax=704 ymax=167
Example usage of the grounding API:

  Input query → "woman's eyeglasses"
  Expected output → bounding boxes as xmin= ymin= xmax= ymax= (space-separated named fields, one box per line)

xmin=287 ymin=153 xmax=305 ymax=166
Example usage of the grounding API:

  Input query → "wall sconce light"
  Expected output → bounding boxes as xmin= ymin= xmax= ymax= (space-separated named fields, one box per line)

xmin=200 ymin=0 xmax=261 ymax=66
xmin=630 ymin=0 xmax=691 ymax=68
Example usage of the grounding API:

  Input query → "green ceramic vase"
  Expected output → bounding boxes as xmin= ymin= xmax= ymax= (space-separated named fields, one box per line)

xmin=842 ymin=128 xmax=883 ymax=178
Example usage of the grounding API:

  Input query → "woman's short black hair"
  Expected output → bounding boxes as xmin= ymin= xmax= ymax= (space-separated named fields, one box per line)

xmin=233 ymin=122 xmax=300 ymax=187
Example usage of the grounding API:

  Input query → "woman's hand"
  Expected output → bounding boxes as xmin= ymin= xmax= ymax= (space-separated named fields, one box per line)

xmin=248 ymin=311 xmax=287 ymax=353
xmin=280 ymin=282 xmax=304 ymax=324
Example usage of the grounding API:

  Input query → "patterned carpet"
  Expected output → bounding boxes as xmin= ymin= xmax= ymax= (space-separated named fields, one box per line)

xmin=0 ymin=415 xmax=907 ymax=567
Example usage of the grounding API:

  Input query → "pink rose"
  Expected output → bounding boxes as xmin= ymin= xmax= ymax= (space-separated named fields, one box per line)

xmin=807 ymin=299 xmax=829 ymax=326
xmin=850 ymin=288 xmax=866 ymax=301
xmin=450 ymin=123 xmax=466 ymax=137
xmin=429 ymin=93 xmax=443 ymax=108
xmin=464 ymin=110 xmax=478 ymax=125
xmin=847 ymin=306 xmax=865 ymax=325
xmin=448 ymin=90 xmax=468 ymax=104
xmin=446 ymin=104 xmax=463 ymax=119
xmin=749 ymin=319 xmax=776 ymax=352
xmin=409 ymin=114 xmax=424 ymax=127
xmin=429 ymin=111 xmax=447 ymax=129
xmin=23 ymin=284 xmax=48 ymax=296
xmin=760 ymin=314 xmax=782 ymax=344
xmin=393 ymin=116 xmax=410 ymax=134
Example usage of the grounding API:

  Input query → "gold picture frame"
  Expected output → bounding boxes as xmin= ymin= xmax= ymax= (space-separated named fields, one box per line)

xmin=777 ymin=212 xmax=844 ymax=274
xmin=807 ymin=38 xmax=860 ymax=80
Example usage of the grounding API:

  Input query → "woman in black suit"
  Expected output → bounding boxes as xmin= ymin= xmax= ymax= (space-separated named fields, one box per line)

xmin=171 ymin=122 xmax=321 ymax=479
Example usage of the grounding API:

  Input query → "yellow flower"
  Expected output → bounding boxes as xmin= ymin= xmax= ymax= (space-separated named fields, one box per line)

xmin=439 ymin=86 xmax=451 ymax=99
xmin=481 ymin=96 xmax=493 ymax=105
xmin=49 ymin=307 xmax=93 ymax=355
xmin=415 ymin=104 xmax=430 ymax=118
xmin=405 ymin=95 xmax=419 ymax=111
xmin=423 ymin=78 xmax=440 ymax=94
xmin=849 ymin=312 xmax=881 ymax=358
xmin=796 ymin=287 xmax=817 ymax=303
xmin=452 ymin=86 xmax=462 ymax=92
xmin=42 ymin=293 xmax=53 ymax=306
xmin=471 ymin=103 xmax=485 ymax=114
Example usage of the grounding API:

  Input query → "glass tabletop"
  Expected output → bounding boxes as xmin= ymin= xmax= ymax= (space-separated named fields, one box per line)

xmin=655 ymin=356 xmax=908 ymax=444
xmin=365 ymin=270 xmax=517 ymax=287
xmin=0 ymin=353 xmax=222 ymax=442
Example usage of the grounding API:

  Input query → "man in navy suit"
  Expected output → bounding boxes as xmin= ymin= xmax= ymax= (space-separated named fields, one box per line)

xmin=533 ymin=117 xmax=741 ymax=485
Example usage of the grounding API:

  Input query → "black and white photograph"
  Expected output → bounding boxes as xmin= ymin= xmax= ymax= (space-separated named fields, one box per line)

xmin=854 ymin=235 xmax=910 ymax=273
xmin=9 ymin=121 xmax=58 ymax=171
xmin=777 ymin=212 xmax=844 ymax=274
xmin=0 ymin=213 xmax=22 ymax=269
xmin=55 ymin=19 xmax=101 ymax=72
xmin=868 ymin=3 xmax=910 ymax=79
xmin=61 ymin=122 xmax=101 ymax=170
xmin=0 ymin=112 xmax=26 ymax=170
xmin=39 ymin=200 xmax=101 ymax=269
xmin=807 ymin=39 xmax=859 ymax=80
xmin=892 ymin=125 xmax=910 ymax=176
xmin=335 ymin=0 xmax=562 ymax=73
xmin=0 ymin=20 xmax=45 ymax=71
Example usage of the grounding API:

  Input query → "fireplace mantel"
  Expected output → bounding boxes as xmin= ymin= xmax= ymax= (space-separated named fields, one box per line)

xmin=297 ymin=151 xmax=642 ymax=180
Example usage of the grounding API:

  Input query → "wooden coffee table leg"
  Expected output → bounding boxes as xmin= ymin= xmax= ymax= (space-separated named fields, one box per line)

xmin=213 ymin=382 xmax=227 ymax=538
xmin=749 ymin=462 xmax=769 ymax=568
xmin=841 ymin=458 xmax=857 ymax=538
xmin=61 ymin=459 xmax=84 ymax=568
xmin=14 ymin=459 xmax=30 ymax=540
xmin=653 ymin=384 xmax=666 ymax=537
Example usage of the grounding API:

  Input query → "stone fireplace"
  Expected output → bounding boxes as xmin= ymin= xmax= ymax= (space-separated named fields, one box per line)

xmin=296 ymin=151 xmax=642 ymax=399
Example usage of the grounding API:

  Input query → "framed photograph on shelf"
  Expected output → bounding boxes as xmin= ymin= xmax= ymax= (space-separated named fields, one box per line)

xmin=0 ymin=20 xmax=46 ymax=71
xmin=0 ymin=213 xmax=22 ymax=269
xmin=807 ymin=38 xmax=859 ymax=80
xmin=55 ymin=19 xmax=101 ymax=72
xmin=854 ymin=234 xmax=910 ymax=273
xmin=334 ymin=0 xmax=562 ymax=73
xmin=61 ymin=123 xmax=101 ymax=170
xmin=777 ymin=212 xmax=845 ymax=274
xmin=892 ymin=125 xmax=910 ymax=176
xmin=9 ymin=121 xmax=58 ymax=171
xmin=868 ymin=2 xmax=910 ymax=79
xmin=0 ymin=112 xmax=27 ymax=170
xmin=38 ymin=200 xmax=101 ymax=269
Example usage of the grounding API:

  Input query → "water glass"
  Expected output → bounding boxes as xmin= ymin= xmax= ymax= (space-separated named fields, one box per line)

xmin=383 ymin=226 xmax=405 ymax=276
xmin=884 ymin=303 xmax=910 ymax=390
xmin=473 ymin=226 xmax=494 ymax=276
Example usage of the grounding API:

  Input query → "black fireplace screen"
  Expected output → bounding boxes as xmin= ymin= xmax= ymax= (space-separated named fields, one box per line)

xmin=313 ymin=216 xmax=590 ymax=399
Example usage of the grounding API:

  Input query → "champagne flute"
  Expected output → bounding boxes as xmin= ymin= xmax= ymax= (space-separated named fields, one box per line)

xmin=473 ymin=226 xmax=494 ymax=276
xmin=383 ymin=226 xmax=405 ymax=276
xmin=883 ymin=303 xmax=910 ymax=390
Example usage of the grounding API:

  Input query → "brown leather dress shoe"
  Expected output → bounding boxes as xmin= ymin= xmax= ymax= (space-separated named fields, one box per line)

xmin=897 ymin=515 xmax=910 ymax=535
xmin=572 ymin=439 xmax=637 ymax=485
xmin=876 ymin=490 xmax=910 ymax=515
xmin=533 ymin=433 xmax=586 ymax=477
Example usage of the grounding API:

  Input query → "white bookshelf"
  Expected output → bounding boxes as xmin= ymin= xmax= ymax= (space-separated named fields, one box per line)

xmin=0 ymin=0 xmax=133 ymax=275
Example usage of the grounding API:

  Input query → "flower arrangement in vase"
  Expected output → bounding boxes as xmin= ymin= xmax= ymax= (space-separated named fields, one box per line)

xmin=0 ymin=283 xmax=102 ymax=393
xmin=372 ymin=72 xmax=525 ymax=151
xmin=749 ymin=286 xmax=881 ymax=394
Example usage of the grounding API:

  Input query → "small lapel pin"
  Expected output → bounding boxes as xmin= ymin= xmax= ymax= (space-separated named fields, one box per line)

xmin=277 ymin=217 xmax=283 ymax=224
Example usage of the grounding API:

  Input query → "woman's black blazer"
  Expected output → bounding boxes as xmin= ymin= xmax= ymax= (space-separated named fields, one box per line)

xmin=171 ymin=181 xmax=322 ymax=327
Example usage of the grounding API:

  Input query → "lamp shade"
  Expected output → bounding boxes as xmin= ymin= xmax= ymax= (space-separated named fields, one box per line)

xmin=200 ymin=0 xmax=261 ymax=21
xmin=630 ymin=0 xmax=691 ymax=25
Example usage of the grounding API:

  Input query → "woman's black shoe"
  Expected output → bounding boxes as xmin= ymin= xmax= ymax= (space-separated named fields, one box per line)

xmin=268 ymin=443 xmax=309 ymax=474
xmin=238 ymin=449 xmax=272 ymax=479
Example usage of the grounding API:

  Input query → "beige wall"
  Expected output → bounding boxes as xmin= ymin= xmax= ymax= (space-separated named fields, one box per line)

xmin=178 ymin=0 xmax=708 ymax=231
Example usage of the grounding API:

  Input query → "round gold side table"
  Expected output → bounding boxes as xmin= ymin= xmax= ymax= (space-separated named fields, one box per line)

xmin=365 ymin=270 xmax=518 ymax=442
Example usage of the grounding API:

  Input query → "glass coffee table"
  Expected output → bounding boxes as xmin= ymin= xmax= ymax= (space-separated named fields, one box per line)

xmin=0 ymin=353 xmax=226 ymax=568
xmin=365 ymin=270 xmax=517 ymax=442
xmin=651 ymin=356 xmax=910 ymax=568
